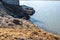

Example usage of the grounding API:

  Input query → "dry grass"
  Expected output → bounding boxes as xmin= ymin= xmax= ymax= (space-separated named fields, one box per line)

xmin=0 ymin=27 xmax=60 ymax=40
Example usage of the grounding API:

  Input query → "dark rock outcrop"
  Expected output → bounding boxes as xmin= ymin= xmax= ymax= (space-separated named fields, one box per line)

xmin=0 ymin=0 xmax=35 ymax=28
xmin=2 ymin=0 xmax=19 ymax=5
xmin=21 ymin=5 xmax=35 ymax=16
xmin=0 ymin=1 xmax=35 ymax=20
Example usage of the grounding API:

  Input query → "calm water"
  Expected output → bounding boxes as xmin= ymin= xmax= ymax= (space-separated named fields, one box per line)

xmin=20 ymin=1 xmax=60 ymax=35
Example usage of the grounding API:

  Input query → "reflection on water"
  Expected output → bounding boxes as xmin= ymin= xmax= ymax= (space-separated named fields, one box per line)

xmin=20 ymin=1 xmax=60 ymax=35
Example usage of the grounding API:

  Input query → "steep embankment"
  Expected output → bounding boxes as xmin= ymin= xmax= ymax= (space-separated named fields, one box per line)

xmin=0 ymin=17 xmax=60 ymax=40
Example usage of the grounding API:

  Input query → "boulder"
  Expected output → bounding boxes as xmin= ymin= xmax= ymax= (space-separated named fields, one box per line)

xmin=21 ymin=5 xmax=35 ymax=16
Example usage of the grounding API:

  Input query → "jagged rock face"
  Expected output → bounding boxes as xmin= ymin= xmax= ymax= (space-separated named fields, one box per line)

xmin=21 ymin=5 xmax=35 ymax=16
xmin=0 ymin=0 xmax=35 ymax=28
xmin=0 ymin=1 xmax=35 ymax=20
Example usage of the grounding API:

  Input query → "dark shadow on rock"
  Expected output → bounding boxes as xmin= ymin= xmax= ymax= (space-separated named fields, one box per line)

xmin=0 ymin=1 xmax=35 ymax=20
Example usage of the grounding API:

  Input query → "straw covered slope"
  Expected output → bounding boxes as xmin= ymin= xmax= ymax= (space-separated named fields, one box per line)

xmin=0 ymin=17 xmax=60 ymax=40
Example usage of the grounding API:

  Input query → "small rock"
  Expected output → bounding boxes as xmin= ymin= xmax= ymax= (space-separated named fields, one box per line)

xmin=13 ymin=19 xmax=20 ymax=25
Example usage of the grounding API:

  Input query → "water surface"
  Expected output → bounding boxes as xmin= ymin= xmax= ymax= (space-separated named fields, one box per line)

xmin=20 ymin=1 xmax=60 ymax=35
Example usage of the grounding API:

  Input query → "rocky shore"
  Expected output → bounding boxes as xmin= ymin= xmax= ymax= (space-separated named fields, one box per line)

xmin=0 ymin=1 xmax=60 ymax=40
